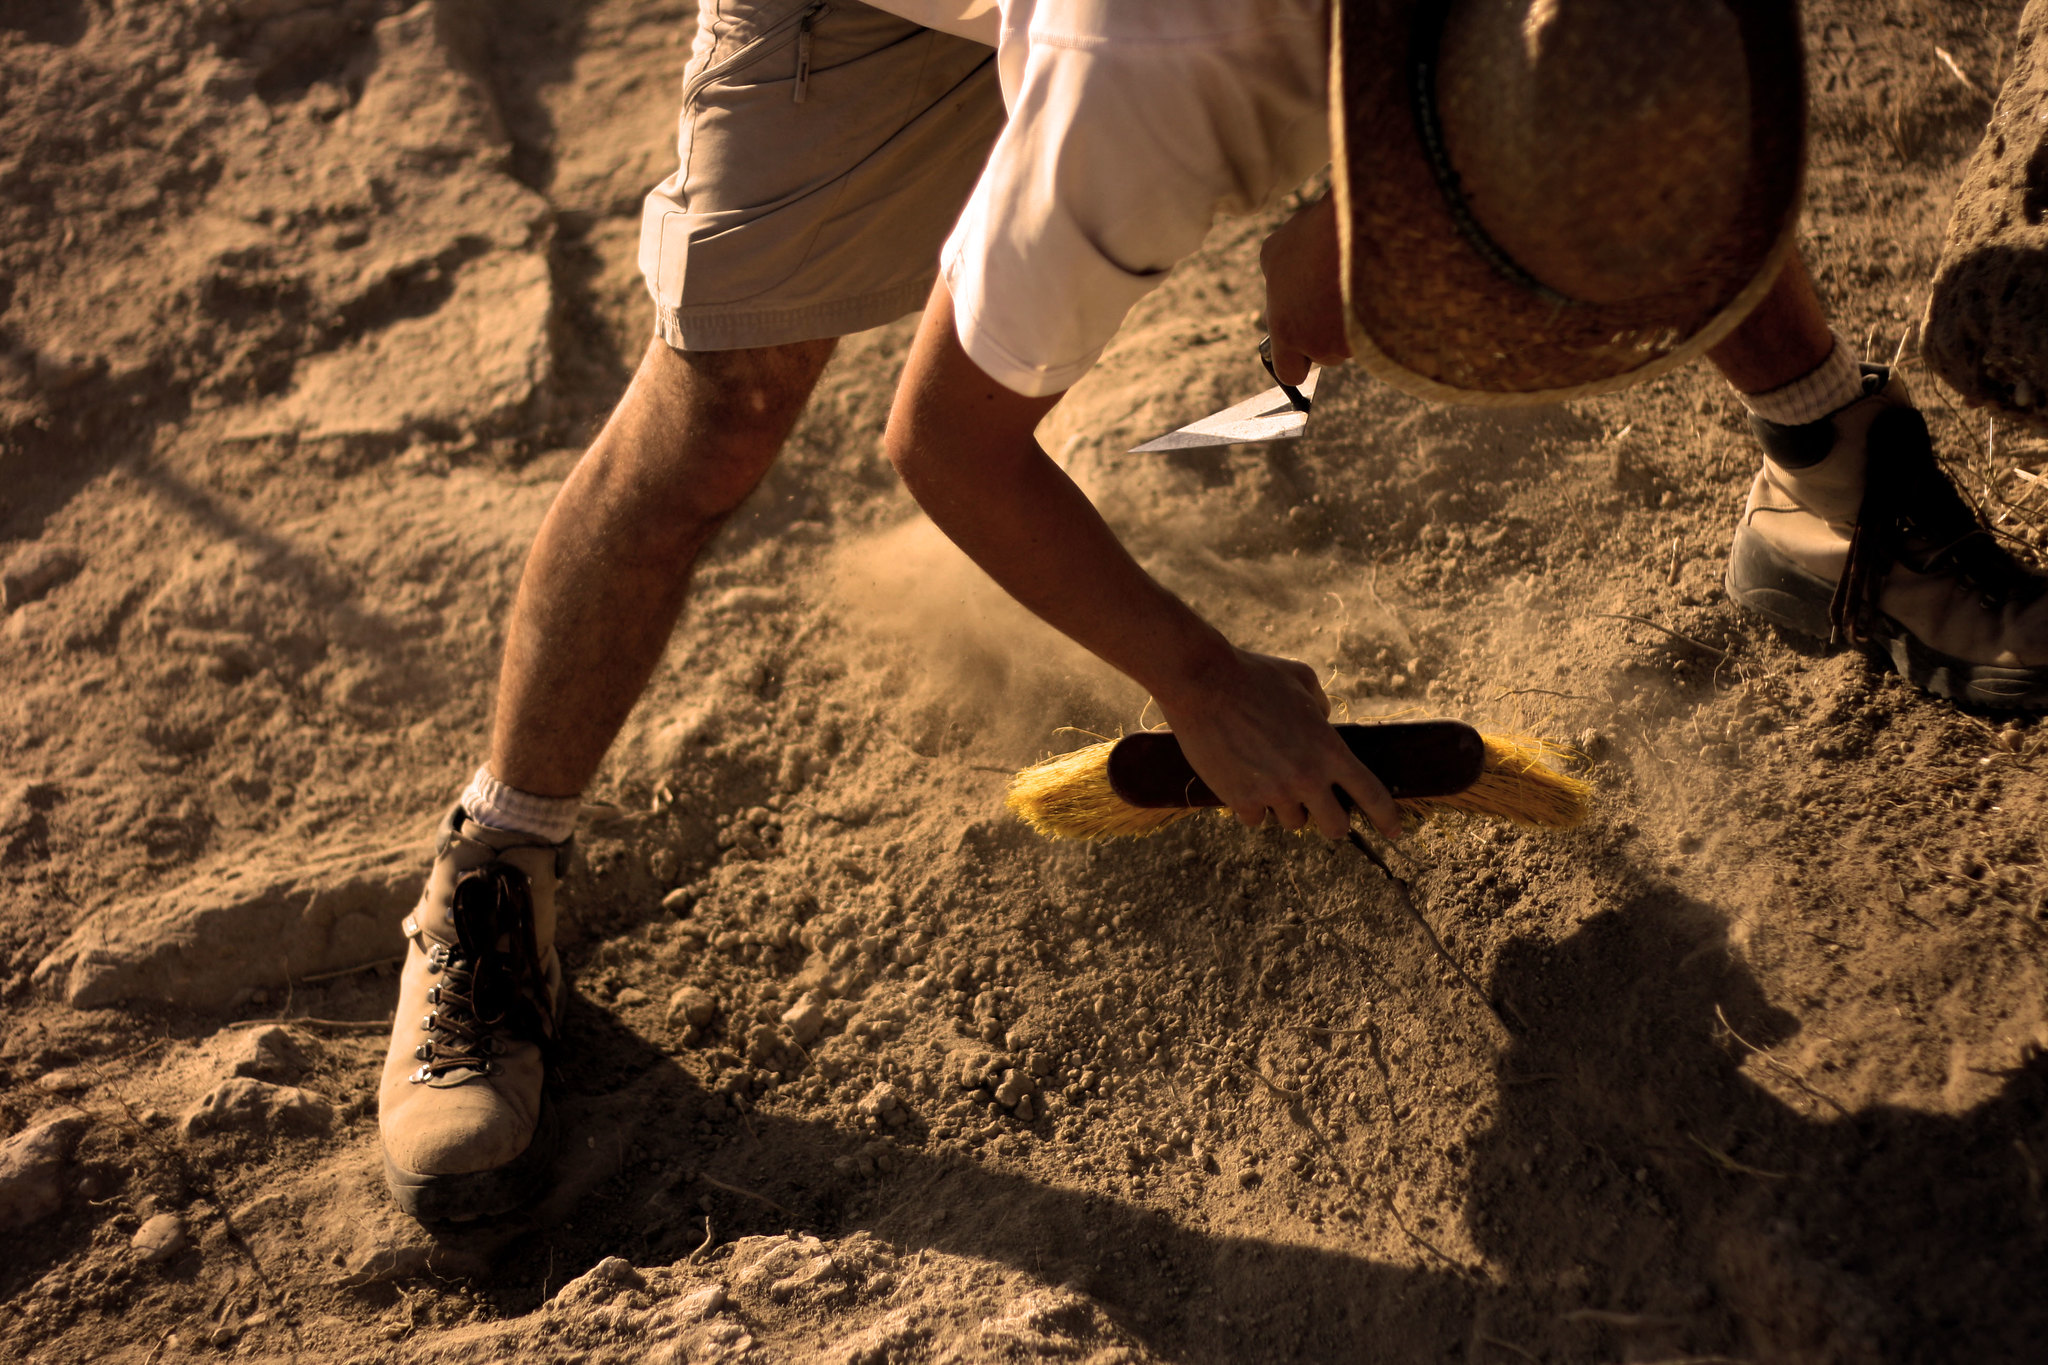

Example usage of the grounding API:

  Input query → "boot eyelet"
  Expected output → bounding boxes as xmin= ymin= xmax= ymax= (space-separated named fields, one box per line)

xmin=414 ymin=1042 xmax=433 ymax=1062
xmin=409 ymin=1065 xmax=433 ymax=1084
xmin=421 ymin=1011 xmax=438 ymax=1031
xmin=426 ymin=985 xmax=441 ymax=1005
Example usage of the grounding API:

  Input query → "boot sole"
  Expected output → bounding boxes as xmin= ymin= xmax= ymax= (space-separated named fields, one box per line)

xmin=1728 ymin=526 xmax=2048 ymax=711
xmin=382 ymin=1097 xmax=559 ymax=1226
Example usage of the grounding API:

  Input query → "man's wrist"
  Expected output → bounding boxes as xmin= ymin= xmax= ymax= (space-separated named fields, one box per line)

xmin=1135 ymin=621 xmax=1240 ymax=716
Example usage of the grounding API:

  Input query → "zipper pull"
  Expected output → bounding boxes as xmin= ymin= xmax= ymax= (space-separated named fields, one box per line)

xmin=793 ymin=9 xmax=816 ymax=104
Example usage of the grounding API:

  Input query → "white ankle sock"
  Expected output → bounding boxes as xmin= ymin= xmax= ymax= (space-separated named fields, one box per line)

xmin=460 ymin=765 xmax=578 ymax=844
xmin=1739 ymin=332 xmax=1865 ymax=427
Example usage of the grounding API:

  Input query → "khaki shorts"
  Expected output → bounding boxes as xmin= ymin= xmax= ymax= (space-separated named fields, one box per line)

xmin=637 ymin=0 xmax=1004 ymax=352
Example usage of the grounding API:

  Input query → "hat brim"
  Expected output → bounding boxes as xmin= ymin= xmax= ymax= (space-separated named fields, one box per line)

xmin=1332 ymin=0 xmax=1807 ymax=407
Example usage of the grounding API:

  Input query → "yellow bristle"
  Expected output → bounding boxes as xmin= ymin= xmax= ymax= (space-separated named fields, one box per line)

xmin=1007 ymin=731 xmax=1589 ymax=841
xmin=1396 ymin=734 xmax=1590 ymax=829
xmin=1004 ymin=739 xmax=1196 ymax=839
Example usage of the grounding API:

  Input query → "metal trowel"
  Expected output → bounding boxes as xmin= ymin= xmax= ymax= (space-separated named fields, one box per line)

xmin=1104 ymin=720 xmax=1485 ymax=809
xmin=1129 ymin=336 xmax=1319 ymax=452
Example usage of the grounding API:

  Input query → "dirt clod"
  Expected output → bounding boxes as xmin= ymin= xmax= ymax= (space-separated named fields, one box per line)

xmin=130 ymin=1212 xmax=188 ymax=1266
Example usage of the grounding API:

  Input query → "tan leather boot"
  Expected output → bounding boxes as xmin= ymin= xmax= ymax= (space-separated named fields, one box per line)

xmin=1728 ymin=366 xmax=2048 ymax=708
xmin=379 ymin=807 xmax=569 ymax=1223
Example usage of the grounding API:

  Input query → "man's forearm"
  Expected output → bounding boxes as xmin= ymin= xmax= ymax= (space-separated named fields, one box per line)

xmin=886 ymin=279 xmax=1402 ymax=840
xmin=885 ymin=291 xmax=1231 ymax=705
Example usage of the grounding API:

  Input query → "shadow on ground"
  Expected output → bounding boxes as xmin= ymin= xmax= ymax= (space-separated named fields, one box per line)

xmin=438 ymin=860 xmax=2048 ymax=1364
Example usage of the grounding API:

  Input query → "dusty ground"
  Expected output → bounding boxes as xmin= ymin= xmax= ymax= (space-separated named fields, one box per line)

xmin=4 ymin=2 xmax=2048 ymax=1362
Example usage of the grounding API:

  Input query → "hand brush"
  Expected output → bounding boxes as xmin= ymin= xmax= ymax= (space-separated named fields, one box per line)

xmin=1006 ymin=720 xmax=1589 ymax=840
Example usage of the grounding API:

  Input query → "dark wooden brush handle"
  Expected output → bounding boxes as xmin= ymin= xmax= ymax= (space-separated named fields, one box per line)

xmin=1105 ymin=721 xmax=1485 ymax=809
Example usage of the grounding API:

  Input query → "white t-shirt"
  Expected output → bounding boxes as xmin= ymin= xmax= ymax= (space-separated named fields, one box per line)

xmin=865 ymin=0 xmax=1001 ymax=44
xmin=923 ymin=0 xmax=1331 ymax=397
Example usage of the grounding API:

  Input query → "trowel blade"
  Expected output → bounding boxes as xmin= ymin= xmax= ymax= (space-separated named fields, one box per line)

xmin=1128 ymin=367 xmax=1319 ymax=452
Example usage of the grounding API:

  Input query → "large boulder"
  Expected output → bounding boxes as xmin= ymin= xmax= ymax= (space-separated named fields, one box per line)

xmin=33 ymin=839 xmax=418 ymax=1011
xmin=0 ymin=1116 xmax=88 ymax=1230
xmin=220 ymin=0 xmax=556 ymax=447
xmin=1925 ymin=0 xmax=2048 ymax=415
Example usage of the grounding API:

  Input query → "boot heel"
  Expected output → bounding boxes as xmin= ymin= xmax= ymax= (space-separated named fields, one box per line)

xmin=1726 ymin=526 xmax=1837 ymax=642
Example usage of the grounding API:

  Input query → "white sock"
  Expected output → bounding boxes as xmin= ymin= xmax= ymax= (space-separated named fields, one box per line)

xmin=1738 ymin=332 xmax=1865 ymax=427
xmin=459 ymin=765 xmax=578 ymax=844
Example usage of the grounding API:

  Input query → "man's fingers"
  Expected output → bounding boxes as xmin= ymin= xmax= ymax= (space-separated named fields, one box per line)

xmin=1340 ymin=772 xmax=1403 ymax=841
xmin=1231 ymin=796 xmax=1318 ymax=833
xmin=1305 ymin=785 xmax=1354 ymax=841
xmin=1271 ymin=801 xmax=1312 ymax=834
xmin=1267 ymin=340 xmax=1313 ymax=387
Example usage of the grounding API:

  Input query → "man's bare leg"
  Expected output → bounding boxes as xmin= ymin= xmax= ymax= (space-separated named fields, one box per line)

xmin=379 ymin=335 xmax=836 ymax=1223
xmin=1706 ymin=248 xmax=1836 ymax=395
xmin=489 ymin=335 xmax=838 ymax=797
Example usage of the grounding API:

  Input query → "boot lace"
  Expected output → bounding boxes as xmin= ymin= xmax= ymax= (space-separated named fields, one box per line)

xmin=1829 ymin=404 xmax=2048 ymax=644
xmin=409 ymin=860 xmax=553 ymax=1084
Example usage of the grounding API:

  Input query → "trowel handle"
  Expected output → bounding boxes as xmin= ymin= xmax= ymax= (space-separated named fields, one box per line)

xmin=1105 ymin=720 xmax=1485 ymax=809
xmin=1258 ymin=335 xmax=1314 ymax=414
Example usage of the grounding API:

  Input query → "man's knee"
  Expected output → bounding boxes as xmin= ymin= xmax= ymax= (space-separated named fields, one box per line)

xmin=652 ymin=335 xmax=838 ymax=450
xmin=579 ymin=337 xmax=837 ymax=539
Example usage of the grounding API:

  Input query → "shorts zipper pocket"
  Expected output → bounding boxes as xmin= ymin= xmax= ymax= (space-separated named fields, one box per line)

xmin=793 ymin=7 xmax=817 ymax=104
xmin=680 ymin=1 xmax=830 ymax=109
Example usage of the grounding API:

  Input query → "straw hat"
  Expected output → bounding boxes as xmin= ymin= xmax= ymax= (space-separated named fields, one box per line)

xmin=1333 ymin=0 xmax=1806 ymax=405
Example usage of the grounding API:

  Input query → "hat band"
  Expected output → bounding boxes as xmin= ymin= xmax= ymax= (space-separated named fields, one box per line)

xmin=1407 ymin=1 xmax=1578 ymax=310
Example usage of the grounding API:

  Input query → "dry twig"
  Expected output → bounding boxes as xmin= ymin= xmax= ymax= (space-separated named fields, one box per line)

xmin=1714 ymin=1004 xmax=1851 ymax=1118
xmin=1595 ymin=613 xmax=1731 ymax=661
xmin=1346 ymin=831 xmax=1523 ymax=1034
xmin=1685 ymin=1132 xmax=1788 ymax=1181
xmin=1475 ymin=1332 xmax=1541 ymax=1363
xmin=1562 ymin=1308 xmax=1684 ymax=1330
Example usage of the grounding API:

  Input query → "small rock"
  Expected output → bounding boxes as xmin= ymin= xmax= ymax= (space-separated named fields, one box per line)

xmin=856 ymin=1083 xmax=904 ymax=1122
xmin=676 ymin=1284 xmax=728 ymax=1321
xmin=227 ymin=1026 xmax=307 ymax=1082
xmin=993 ymin=1070 xmax=1033 ymax=1108
xmin=0 ymin=543 xmax=82 ymax=610
xmin=661 ymin=887 xmax=696 ymax=914
xmin=34 ymin=1067 xmax=91 ymax=1094
xmin=0 ymin=1116 xmax=88 ymax=1229
xmin=181 ymin=1078 xmax=334 ymax=1138
xmin=131 ymin=1212 xmax=188 ymax=1265
xmin=667 ymin=986 xmax=718 ymax=1029
xmin=615 ymin=986 xmax=649 ymax=1008
xmin=33 ymin=349 xmax=103 ymax=392
xmin=743 ymin=1023 xmax=781 ymax=1065
xmin=1014 ymin=1095 xmax=1036 ymax=1122
xmin=781 ymin=993 xmax=827 ymax=1046
xmin=554 ymin=1255 xmax=647 ymax=1303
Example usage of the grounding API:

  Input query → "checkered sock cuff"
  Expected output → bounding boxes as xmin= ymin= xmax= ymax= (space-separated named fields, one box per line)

xmin=1739 ymin=333 xmax=1865 ymax=427
xmin=460 ymin=765 xmax=579 ymax=845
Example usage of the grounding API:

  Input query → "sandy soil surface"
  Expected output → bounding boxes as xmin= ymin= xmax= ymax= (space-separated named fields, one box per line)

xmin=5 ymin=2 xmax=2048 ymax=1362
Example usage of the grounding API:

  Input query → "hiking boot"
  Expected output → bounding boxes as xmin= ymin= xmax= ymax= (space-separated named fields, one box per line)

xmin=1727 ymin=365 xmax=2048 ymax=708
xmin=379 ymin=807 xmax=570 ymax=1223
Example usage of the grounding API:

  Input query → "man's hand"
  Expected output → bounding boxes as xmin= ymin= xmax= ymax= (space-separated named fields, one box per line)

xmin=1260 ymin=193 xmax=1352 ymax=386
xmin=885 ymin=279 xmax=1399 ymax=841
xmin=1154 ymin=646 xmax=1400 ymax=840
